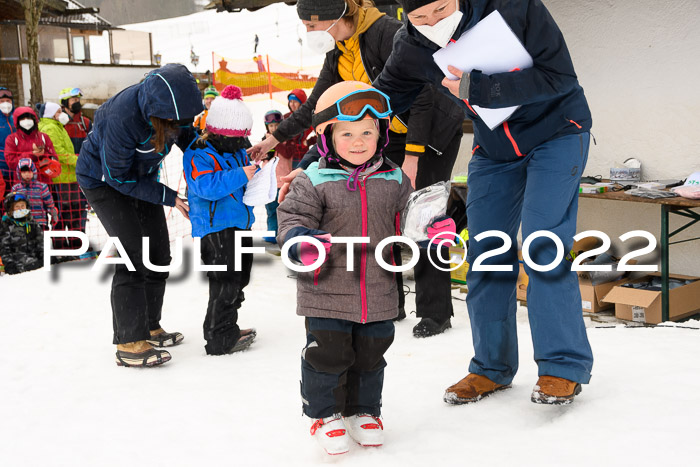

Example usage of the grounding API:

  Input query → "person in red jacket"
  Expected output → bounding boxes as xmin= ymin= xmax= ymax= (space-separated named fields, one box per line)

xmin=0 ymin=170 xmax=5 ymax=214
xmin=4 ymin=107 xmax=60 ymax=185
xmin=275 ymin=89 xmax=316 ymax=166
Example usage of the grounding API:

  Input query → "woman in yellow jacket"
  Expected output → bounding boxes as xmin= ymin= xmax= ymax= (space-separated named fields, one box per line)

xmin=39 ymin=102 xmax=86 ymax=249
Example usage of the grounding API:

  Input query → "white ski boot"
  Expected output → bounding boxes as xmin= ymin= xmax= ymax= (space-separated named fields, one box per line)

xmin=344 ymin=414 xmax=384 ymax=447
xmin=310 ymin=414 xmax=350 ymax=455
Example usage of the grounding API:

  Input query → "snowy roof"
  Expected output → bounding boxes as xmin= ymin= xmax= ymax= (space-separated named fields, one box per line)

xmin=39 ymin=0 xmax=114 ymax=31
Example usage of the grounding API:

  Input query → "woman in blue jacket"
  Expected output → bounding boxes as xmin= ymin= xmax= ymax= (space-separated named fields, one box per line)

xmin=374 ymin=0 xmax=593 ymax=404
xmin=76 ymin=64 xmax=203 ymax=367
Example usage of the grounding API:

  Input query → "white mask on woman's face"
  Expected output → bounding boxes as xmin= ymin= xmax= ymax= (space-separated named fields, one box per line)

xmin=58 ymin=112 xmax=70 ymax=125
xmin=305 ymin=3 xmax=347 ymax=55
xmin=13 ymin=208 xmax=30 ymax=219
xmin=413 ymin=0 xmax=463 ymax=48
xmin=19 ymin=118 xmax=34 ymax=130
xmin=0 ymin=102 xmax=12 ymax=115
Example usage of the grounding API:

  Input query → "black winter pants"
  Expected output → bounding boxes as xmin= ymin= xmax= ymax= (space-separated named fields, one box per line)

xmin=302 ymin=317 xmax=395 ymax=419
xmin=385 ymin=130 xmax=462 ymax=321
xmin=200 ymin=228 xmax=253 ymax=355
xmin=82 ymin=185 xmax=170 ymax=344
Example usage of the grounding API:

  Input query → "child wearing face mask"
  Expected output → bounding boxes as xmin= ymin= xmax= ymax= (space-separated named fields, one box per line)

xmin=39 ymin=102 xmax=85 ymax=249
xmin=276 ymin=82 xmax=417 ymax=455
xmin=0 ymin=192 xmax=45 ymax=275
xmin=4 ymin=107 xmax=60 ymax=185
xmin=10 ymin=158 xmax=58 ymax=230
xmin=183 ymin=85 xmax=259 ymax=356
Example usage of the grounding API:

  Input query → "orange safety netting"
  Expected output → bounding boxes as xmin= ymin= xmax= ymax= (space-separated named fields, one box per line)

xmin=212 ymin=52 xmax=321 ymax=97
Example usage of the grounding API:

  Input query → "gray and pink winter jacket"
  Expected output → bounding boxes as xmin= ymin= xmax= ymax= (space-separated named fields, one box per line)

xmin=11 ymin=158 xmax=57 ymax=229
xmin=277 ymin=157 xmax=412 ymax=324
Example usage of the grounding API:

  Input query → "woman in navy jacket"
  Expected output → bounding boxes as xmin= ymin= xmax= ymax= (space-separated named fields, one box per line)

xmin=76 ymin=64 xmax=203 ymax=367
xmin=374 ymin=0 xmax=593 ymax=404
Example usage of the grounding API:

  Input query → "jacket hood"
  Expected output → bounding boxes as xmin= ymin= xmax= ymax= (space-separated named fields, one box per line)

xmin=288 ymin=89 xmax=308 ymax=105
xmin=137 ymin=64 xmax=204 ymax=122
xmin=13 ymin=106 xmax=38 ymax=129
xmin=16 ymin=157 xmax=37 ymax=181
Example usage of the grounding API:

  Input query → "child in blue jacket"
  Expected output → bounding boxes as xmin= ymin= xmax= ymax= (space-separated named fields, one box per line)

xmin=183 ymin=85 xmax=258 ymax=355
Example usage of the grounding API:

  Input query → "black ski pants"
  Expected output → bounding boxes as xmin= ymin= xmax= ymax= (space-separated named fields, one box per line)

xmin=301 ymin=317 xmax=395 ymax=419
xmin=82 ymin=185 xmax=171 ymax=344
xmin=200 ymin=228 xmax=253 ymax=355
xmin=385 ymin=129 xmax=462 ymax=321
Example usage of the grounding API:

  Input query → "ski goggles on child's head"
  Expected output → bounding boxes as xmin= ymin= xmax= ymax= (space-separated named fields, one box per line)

xmin=312 ymin=88 xmax=392 ymax=130
xmin=264 ymin=110 xmax=283 ymax=124
xmin=0 ymin=88 xmax=13 ymax=99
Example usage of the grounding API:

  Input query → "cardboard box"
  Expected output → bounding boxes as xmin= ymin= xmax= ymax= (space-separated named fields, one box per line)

xmin=577 ymin=260 xmax=636 ymax=313
xmin=602 ymin=273 xmax=700 ymax=324
xmin=578 ymin=276 xmax=629 ymax=313
xmin=449 ymin=247 xmax=468 ymax=284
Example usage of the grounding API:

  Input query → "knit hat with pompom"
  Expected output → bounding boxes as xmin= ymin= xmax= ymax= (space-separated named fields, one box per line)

xmin=205 ymin=85 xmax=253 ymax=137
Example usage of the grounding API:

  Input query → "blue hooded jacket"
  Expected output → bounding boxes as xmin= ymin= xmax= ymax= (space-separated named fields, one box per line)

xmin=0 ymin=86 xmax=16 ymax=174
xmin=182 ymin=140 xmax=254 ymax=237
xmin=374 ymin=0 xmax=592 ymax=161
xmin=76 ymin=64 xmax=203 ymax=206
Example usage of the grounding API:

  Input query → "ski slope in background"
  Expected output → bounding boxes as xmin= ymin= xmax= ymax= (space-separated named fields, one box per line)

xmin=123 ymin=5 xmax=322 ymax=143
xmin=123 ymin=5 xmax=325 ymax=76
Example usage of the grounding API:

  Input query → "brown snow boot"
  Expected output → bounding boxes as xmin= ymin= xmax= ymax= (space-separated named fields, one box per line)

xmin=443 ymin=373 xmax=511 ymax=405
xmin=146 ymin=328 xmax=184 ymax=347
xmin=531 ymin=376 xmax=582 ymax=405
xmin=115 ymin=340 xmax=171 ymax=367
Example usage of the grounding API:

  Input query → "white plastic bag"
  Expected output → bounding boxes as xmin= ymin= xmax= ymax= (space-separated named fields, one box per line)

xmin=402 ymin=181 xmax=451 ymax=242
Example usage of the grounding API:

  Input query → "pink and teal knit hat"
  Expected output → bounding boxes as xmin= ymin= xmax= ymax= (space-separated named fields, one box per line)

xmin=205 ymin=85 xmax=252 ymax=137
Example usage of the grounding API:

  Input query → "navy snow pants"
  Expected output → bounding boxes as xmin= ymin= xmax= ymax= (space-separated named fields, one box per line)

xmin=301 ymin=317 xmax=395 ymax=419
xmin=465 ymin=133 xmax=594 ymax=385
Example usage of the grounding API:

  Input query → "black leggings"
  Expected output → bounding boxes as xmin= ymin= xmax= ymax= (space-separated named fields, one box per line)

xmin=82 ymin=185 xmax=171 ymax=344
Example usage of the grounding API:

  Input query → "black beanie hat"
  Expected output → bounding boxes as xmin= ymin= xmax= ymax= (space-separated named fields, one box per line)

xmin=297 ymin=0 xmax=347 ymax=21
xmin=398 ymin=0 xmax=442 ymax=14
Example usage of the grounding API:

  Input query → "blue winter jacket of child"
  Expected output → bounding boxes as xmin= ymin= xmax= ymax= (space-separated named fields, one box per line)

xmin=183 ymin=140 xmax=255 ymax=238
xmin=76 ymin=64 xmax=203 ymax=206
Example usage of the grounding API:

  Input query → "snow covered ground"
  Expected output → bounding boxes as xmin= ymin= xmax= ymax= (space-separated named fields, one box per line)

xmin=2 ymin=250 xmax=700 ymax=466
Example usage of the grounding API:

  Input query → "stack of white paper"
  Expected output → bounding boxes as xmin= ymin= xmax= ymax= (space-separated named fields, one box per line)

xmin=433 ymin=10 xmax=533 ymax=130
xmin=243 ymin=157 xmax=279 ymax=206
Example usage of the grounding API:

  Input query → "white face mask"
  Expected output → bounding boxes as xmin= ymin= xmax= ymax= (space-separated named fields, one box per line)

xmin=414 ymin=0 xmax=464 ymax=48
xmin=19 ymin=118 xmax=34 ymax=130
xmin=0 ymin=102 xmax=12 ymax=115
xmin=58 ymin=112 xmax=70 ymax=125
xmin=13 ymin=208 xmax=30 ymax=219
xmin=305 ymin=3 xmax=347 ymax=55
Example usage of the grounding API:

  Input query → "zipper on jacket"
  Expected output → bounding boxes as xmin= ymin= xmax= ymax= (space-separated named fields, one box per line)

xmin=565 ymin=117 xmax=597 ymax=145
xmin=209 ymin=200 xmax=217 ymax=227
xmin=359 ymin=180 xmax=369 ymax=324
xmin=354 ymin=167 xmax=400 ymax=322
xmin=502 ymin=121 xmax=525 ymax=157
xmin=427 ymin=144 xmax=443 ymax=156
